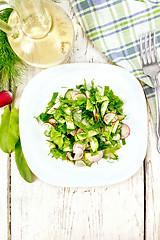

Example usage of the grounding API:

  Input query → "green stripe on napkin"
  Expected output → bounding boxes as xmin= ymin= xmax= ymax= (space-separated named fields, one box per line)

xmin=70 ymin=0 xmax=160 ymax=121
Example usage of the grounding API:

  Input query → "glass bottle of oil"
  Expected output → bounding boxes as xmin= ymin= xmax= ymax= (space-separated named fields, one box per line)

xmin=1 ymin=0 xmax=74 ymax=68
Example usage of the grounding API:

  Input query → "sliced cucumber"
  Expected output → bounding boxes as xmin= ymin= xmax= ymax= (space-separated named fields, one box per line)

xmin=66 ymin=120 xmax=74 ymax=129
xmin=90 ymin=137 xmax=99 ymax=152
xmin=112 ymin=120 xmax=119 ymax=133
xmin=65 ymin=90 xmax=79 ymax=100
xmin=101 ymin=100 xmax=109 ymax=117
xmin=118 ymin=114 xmax=126 ymax=121
xmin=73 ymin=110 xmax=82 ymax=122
xmin=88 ymin=129 xmax=99 ymax=138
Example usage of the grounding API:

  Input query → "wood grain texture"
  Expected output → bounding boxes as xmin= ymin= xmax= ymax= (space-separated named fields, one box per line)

xmin=0 ymin=149 xmax=8 ymax=240
xmin=0 ymin=1 xmax=145 ymax=239
xmin=145 ymin=107 xmax=160 ymax=240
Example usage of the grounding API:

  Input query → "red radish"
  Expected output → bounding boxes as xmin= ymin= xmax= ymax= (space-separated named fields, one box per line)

xmin=70 ymin=130 xmax=76 ymax=136
xmin=121 ymin=123 xmax=130 ymax=139
xmin=87 ymin=151 xmax=103 ymax=163
xmin=76 ymin=128 xmax=85 ymax=134
xmin=93 ymin=108 xmax=99 ymax=121
xmin=73 ymin=143 xmax=87 ymax=152
xmin=73 ymin=93 xmax=87 ymax=100
xmin=82 ymin=118 xmax=90 ymax=127
xmin=48 ymin=117 xmax=55 ymax=122
xmin=104 ymin=112 xmax=116 ymax=125
xmin=66 ymin=152 xmax=74 ymax=161
xmin=0 ymin=90 xmax=13 ymax=107
xmin=112 ymin=115 xmax=118 ymax=123
xmin=73 ymin=147 xmax=84 ymax=160
xmin=44 ymin=118 xmax=56 ymax=128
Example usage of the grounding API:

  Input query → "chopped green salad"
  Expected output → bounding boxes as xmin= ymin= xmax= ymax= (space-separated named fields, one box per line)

xmin=36 ymin=80 xmax=130 ymax=167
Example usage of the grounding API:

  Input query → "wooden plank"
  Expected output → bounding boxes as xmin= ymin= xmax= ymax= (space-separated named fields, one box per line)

xmin=0 ymin=108 xmax=8 ymax=240
xmin=10 ymin=1 xmax=144 ymax=240
xmin=145 ymin=109 xmax=160 ymax=240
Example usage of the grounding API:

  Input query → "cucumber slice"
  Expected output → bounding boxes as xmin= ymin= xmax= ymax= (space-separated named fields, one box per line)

xmin=73 ymin=110 xmax=82 ymax=122
xmin=66 ymin=120 xmax=74 ymax=129
xmin=112 ymin=120 xmax=119 ymax=133
xmin=65 ymin=90 xmax=79 ymax=100
xmin=118 ymin=114 xmax=126 ymax=121
xmin=88 ymin=129 xmax=99 ymax=137
xmin=90 ymin=137 xmax=99 ymax=152
xmin=101 ymin=100 xmax=109 ymax=117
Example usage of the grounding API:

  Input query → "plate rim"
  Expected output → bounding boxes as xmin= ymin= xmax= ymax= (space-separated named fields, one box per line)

xmin=19 ymin=63 xmax=148 ymax=187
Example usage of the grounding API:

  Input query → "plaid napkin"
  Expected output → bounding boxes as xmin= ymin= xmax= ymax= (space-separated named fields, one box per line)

xmin=70 ymin=0 xmax=160 ymax=121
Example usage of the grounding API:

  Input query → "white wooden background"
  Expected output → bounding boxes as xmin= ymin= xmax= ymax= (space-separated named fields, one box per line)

xmin=0 ymin=0 xmax=160 ymax=239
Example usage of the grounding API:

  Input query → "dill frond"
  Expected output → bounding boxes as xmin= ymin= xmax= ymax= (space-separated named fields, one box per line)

xmin=0 ymin=8 xmax=26 ymax=91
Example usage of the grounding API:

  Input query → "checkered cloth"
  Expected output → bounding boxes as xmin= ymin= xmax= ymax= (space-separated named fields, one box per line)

xmin=70 ymin=0 xmax=160 ymax=121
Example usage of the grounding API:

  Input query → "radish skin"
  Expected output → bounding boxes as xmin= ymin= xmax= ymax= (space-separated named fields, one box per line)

xmin=121 ymin=123 xmax=130 ymax=139
xmin=0 ymin=91 xmax=13 ymax=107
xmin=73 ymin=93 xmax=87 ymax=100
xmin=87 ymin=151 xmax=103 ymax=163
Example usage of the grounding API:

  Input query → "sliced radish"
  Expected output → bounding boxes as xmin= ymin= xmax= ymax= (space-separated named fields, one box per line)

xmin=65 ymin=90 xmax=79 ymax=100
xmin=82 ymin=118 xmax=90 ymax=127
xmin=121 ymin=123 xmax=130 ymax=139
xmin=73 ymin=93 xmax=87 ymax=100
xmin=75 ymin=160 xmax=86 ymax=167
xmin=0 ymin=90 xmax=13 ymax=107
xmin=112 ymin=133 xmax=120 ymax=141
xmin=87 ymin=151 xmax=103 ymax=163
xmin=73 ymin=147 xmax=84 ymax=160
xmin=73 ymin=143 xmax=87 ymax=152
xmin=93 ymin=108 xmax=99 ymax=121
xmin=76 ymin=128 xmax=85 ymax=134
xmin=70 ymin=130 xmax=76 ymax=136
xmin=104 ymin=113 xmax=116 ymax=125
xmin=112 ymin=115 xmax=118 ymax=123
xmin=66 ymin=152 xmax=74 ymax=161
xmin=48 ymin=118 xmax=56 ymax=127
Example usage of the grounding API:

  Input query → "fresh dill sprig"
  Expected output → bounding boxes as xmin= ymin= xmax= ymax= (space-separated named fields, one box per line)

xmin=0 ymin=8 xmax=26 ymax=92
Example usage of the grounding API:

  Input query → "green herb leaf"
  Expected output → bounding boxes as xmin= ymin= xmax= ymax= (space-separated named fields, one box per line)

xmin=15 ymin=139 xmax=35 ymax=183
xmin=0 ymin=106 xmax=19 ymax=153
xmin=0 ymin=8 xmax=25 ymax=91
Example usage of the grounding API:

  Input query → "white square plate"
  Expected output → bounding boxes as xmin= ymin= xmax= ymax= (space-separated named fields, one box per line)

xmin=19 ymin=63 xmax=147 ymax=186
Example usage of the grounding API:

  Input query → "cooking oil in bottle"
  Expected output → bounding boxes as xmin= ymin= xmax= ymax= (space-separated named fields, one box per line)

xmin=7 ymin=0 xmax=74 ymax=68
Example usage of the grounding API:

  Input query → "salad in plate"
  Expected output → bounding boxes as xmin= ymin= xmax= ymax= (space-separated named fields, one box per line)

xmin=36 ymin=80 xmax=130 ymax=167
